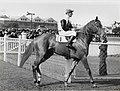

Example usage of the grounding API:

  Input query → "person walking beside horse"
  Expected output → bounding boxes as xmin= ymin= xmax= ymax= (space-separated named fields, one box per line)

xmin=99 ymin=33 xmax=108 ymax=76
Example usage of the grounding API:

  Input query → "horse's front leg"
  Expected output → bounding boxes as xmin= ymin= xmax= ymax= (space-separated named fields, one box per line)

xmin=65 ymin=60 xmax=79 ymax=87
xmin=81 ymin=55 xmax=97 ymax=88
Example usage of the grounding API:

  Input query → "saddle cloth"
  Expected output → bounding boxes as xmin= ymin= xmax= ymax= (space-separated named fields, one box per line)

xmin=56 ymin=31 xmax=76 ymax=42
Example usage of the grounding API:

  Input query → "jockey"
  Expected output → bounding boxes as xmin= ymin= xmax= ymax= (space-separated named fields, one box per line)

xmin=60 ymin=9 xmax=76 ymax=49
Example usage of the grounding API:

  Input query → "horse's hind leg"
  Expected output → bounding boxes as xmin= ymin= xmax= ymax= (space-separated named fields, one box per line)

xmin=81 ymin=55 xmax=97 ymax=87
xmin=32 ymin=56 xmax=43 ymax=86
xmin=32 ymin=65 xmax=37 ymax=84
xmin=36 ymin=65 xmax=42 ymax=85
xmin=33 ymin=48 xmax=55 ymax=86
xmin=32 ymin=54 xmax=43 ymax=86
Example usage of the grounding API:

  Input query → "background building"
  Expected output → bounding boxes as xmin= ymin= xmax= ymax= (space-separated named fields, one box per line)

xmin=0 ymin=15 xmax=58 ymax=32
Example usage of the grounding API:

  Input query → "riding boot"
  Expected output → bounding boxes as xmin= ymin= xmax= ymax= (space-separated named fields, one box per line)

xmin=66 ymin=36 xmax=76 ymax=49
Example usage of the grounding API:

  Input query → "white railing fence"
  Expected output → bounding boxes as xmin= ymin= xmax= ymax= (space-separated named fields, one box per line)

xmin=0 ymin=34 xmax=32 ymax=66
xmin=89 ymin=42 xmax=120 ymax=56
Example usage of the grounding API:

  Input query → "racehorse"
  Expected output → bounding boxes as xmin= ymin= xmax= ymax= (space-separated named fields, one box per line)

xmin=20 ymin=17 xmax=105 ymax=87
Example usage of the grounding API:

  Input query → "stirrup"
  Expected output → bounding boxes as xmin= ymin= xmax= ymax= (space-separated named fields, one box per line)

xmin=66 ymin=43 xmax=72 ymax=48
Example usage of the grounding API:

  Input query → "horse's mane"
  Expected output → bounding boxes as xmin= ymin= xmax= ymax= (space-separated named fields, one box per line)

xmin=76 ymin=20 xmax=97 ymax=46
xmin=77 ymin=19 xmax=102 ymax=35
xmin=76 ymin=20 xmax=94 ymax=36
xmin=83 ymin=20 xmax=94 ymax=30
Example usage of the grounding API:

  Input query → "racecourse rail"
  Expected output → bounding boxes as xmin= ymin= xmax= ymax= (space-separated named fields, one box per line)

xmin=0 ymin=34 xmax=120 ymax=82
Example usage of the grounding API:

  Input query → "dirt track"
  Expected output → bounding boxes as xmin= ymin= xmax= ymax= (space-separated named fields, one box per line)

xmin=0 ymin=56 xmax=120 ymax=90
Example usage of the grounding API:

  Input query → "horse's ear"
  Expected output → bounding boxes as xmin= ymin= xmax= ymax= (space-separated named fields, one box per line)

xmin=95 ymin=16 xmax=98 ymax=21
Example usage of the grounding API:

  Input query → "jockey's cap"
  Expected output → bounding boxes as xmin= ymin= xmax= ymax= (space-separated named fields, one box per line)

xmin=66 ymin=9 xmax=74 ymax=14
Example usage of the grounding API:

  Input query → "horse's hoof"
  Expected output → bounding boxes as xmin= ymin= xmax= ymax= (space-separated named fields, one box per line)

xmin=35 ymin=82 xmax=41 ymax=87
xmin=64 ymin=82 xmax=68 ymax=87
xmin=37 ymin=81 xmax=41 ymax=84
xmin=35 ymin=83 xmax=39 ymax=87
xmin=92 ymin=83 xmax=97 ymax=88
xmin=34 ymin=80 xmax=37 ymax=84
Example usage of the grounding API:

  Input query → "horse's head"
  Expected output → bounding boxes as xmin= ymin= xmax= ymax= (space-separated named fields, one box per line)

xmin=86 ymin=16 xmax=106 ymax=42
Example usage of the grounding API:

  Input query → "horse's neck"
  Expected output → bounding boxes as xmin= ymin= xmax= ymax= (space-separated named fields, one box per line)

xmin=78 ymin=35 xmax=91 ymax=47
xmin=86 ymin=34 xmax=93 ymax=46
xmin=77 ymin=28 xmax=93 ymax=48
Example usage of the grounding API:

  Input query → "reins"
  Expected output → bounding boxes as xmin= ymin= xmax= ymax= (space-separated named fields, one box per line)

xmin=76 ymin=31 xmax=96 ymax=36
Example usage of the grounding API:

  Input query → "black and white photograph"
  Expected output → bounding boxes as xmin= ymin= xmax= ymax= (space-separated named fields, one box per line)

xmin=0 ymin=0 xmax=120 ymax=90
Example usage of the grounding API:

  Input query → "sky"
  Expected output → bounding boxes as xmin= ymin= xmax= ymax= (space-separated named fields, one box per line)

xmin=0 ymin=0 xmax=119 ymax=28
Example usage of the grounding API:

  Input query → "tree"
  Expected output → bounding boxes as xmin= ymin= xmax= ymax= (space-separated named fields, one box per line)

xmin=112 ymin=27 xmax=120 ymax=34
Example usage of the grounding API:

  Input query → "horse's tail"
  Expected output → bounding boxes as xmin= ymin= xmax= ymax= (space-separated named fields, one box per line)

xmin=20 ymin=41 xmax=34 ymax=68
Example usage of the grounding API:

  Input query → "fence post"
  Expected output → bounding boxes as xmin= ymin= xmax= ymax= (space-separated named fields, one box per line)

xmin=4 ymin=33 xmax=7 ymax=62
xmin=18 ymin=35 xmax=21 ymax=66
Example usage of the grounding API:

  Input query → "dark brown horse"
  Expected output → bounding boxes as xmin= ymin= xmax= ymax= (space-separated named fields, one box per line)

xmin=20 ymin=17 xmax=105 ymax=87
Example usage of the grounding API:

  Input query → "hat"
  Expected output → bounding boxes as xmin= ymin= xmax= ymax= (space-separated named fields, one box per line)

xmin=65 ymin=9 xmax=74 ymax=14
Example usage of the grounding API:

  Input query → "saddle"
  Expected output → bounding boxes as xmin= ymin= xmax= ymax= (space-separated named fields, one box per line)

xmin=56 ymin=34 xmax=77 ymax=51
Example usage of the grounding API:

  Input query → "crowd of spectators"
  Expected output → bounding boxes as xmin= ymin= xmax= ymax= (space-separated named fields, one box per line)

xmin=0 ymin=28 xmax=57 ymax=39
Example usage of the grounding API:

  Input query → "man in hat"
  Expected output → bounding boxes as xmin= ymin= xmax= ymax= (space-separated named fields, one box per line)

xmin=60 ymin=9 xmax=76 ymax=49
xmin=99 ymin=33 xmax=108 ymax=76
